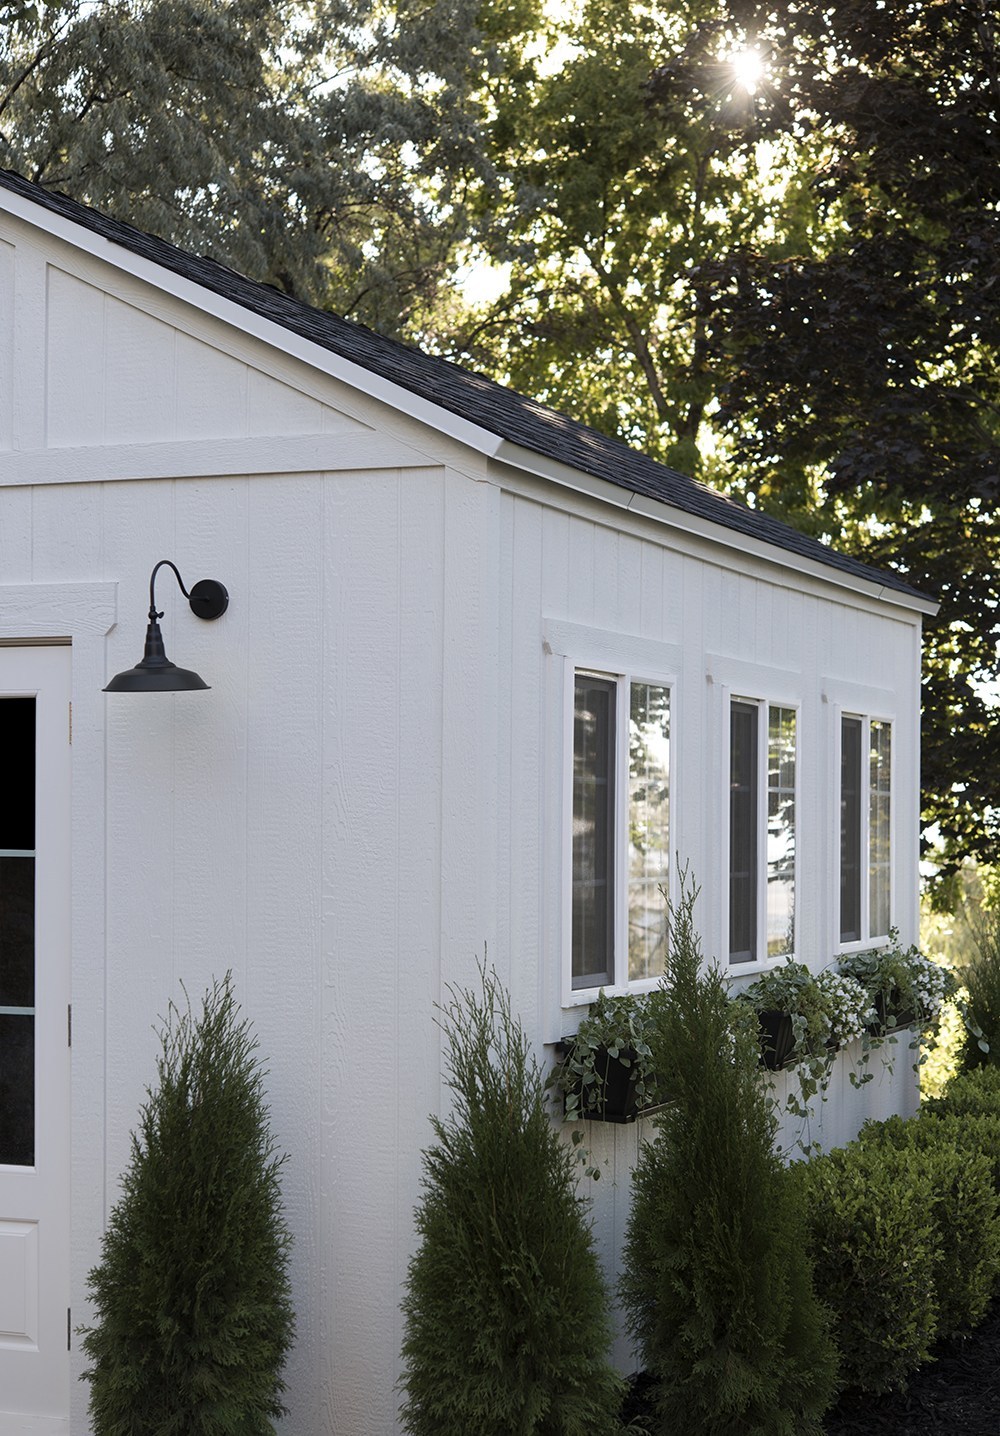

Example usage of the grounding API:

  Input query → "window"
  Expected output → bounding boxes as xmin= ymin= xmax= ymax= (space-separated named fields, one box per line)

xmin=840 ymin=715 xmax=891 ymax=944
xmin=728 ymin=698 xmax=796 ymax=965
xmin=571 ymin=673 xmax=670 ymax=992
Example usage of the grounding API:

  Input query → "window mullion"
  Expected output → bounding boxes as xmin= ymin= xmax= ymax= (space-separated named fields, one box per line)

xmin=757 ymin=701 xmax=769 ymax=965
xmin=615 ymin=675 xmax=630 ymax=990
xmin=860 ymin=717 xmax=871 ymax=943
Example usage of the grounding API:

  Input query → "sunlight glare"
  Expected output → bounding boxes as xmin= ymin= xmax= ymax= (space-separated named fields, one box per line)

xmin=729 ymin=46 xmax=764 ymax=95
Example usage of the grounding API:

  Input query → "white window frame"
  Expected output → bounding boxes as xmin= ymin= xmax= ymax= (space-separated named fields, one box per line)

xmin=724 ymin=693 xmax=800 ymax=973
xmin=837 ymin=710 xmax=894 ymax=951
xmin=562 ymin=660 xmax=675 ymax=1006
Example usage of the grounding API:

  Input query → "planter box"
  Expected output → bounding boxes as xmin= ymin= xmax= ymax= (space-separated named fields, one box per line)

xmin=867 ymin=990 xmax=919 ymax=1036
xmin=757 ymin=1010 xmax=797 ymax=1071
xmin=556 ymin=1040 xmax=668 ymax=1124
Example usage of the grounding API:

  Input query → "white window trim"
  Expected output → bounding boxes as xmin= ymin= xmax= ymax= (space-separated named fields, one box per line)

xmin=561 ymin=656 xmax=676 ymax=1008
xmin=835 ymin=706 xmax=896 ymax=953
xmin=723 ymin=690 xmax=801 ymax=975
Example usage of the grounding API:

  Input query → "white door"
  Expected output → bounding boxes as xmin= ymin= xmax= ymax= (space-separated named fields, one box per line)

xmin=0 ymin=646 xmax=71 ymax=1434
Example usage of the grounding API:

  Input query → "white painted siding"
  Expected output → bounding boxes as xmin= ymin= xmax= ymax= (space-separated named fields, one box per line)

xmin=0 ymin=208 xmax=930 ymax=1434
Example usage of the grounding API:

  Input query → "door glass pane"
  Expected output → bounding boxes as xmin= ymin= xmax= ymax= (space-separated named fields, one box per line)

xmin=729 ymin=701 xmax=758 ymax=963
xmin=840 ymin=716 xmax=862 ymax=943
xmin=0 ymin=1014 xmax=34 ymax=1166
xmin=0 ymin=857 xmax=34 ymax=1007
xmin=572 ymin=676 xmax=615 ymax=989
xmin=628 ymin=682 xmax=669 ymax=982
xmin=0 ymin=696 xmax=35 ymax=1166
xmin=0 ymin=697 xmax=35 ymax=851
xmin=766 ymin=706 xmax=796 ymax=958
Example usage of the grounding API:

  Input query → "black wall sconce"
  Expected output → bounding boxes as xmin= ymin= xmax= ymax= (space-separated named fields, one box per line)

xmin=104 ymin=559 xmax=229 ymax=693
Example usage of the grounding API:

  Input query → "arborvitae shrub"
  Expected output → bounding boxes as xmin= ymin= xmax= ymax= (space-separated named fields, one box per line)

xmin=792 ymin=1142 xmax=940 ymax=1393
xmin=858 ymin=1113 xmax=1000 ymax=1336
xmin=400 ymin=964 xmax=623 ymax=1436
xmin=619 ymin=883 xmax=836 ymax=1435
xmin=81 ymin=975 xmax=294 ymax=1435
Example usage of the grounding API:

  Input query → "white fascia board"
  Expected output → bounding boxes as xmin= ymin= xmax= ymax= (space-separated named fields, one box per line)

xmin=490 ymin=439 xmax=940 ymax=620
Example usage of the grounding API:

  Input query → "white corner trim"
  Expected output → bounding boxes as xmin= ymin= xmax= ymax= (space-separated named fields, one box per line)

xmin=0 ymin=583 xmax=117 ymax=638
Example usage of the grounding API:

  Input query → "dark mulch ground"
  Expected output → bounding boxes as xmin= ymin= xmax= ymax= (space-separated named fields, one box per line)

xmin=619 ymin=1297 xmax=1000 ymax=1434
xmin=824 ymin=1298 xmax=1000 ymax=1435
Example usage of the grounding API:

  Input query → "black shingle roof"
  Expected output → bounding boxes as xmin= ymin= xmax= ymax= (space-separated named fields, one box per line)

xmin=0 ymin=167 xmax=928 ymax=602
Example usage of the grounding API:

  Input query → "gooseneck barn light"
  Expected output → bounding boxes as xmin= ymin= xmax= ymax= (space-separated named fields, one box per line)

xmin=104 ymin=559 xmax=229 ymax=693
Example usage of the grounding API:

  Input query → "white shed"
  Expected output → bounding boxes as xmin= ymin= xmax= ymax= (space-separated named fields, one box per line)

xmin=0 ymin=168 xmax=936 ymax=1435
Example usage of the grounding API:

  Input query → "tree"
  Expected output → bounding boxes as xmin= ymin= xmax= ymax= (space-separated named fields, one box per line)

xmin=400 ymin=963 xmax=623 ymax=1435
xmin=449 ymin=0 xmax=823 ymax=490
xmin=700 ymin=0 xmax=1000 ymax=880
xmin=453 ymin=0 xmax=1000 ymax=878
xmin=620 ymin=881 xmax=836 ymax=1432
xmin=81 ymin=975 xmax=294 ymax=1434
xmin=0 ymin=0 xmax=507 ymax=334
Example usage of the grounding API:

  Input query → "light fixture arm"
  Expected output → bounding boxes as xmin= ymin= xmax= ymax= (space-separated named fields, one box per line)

xmin=148 ymin=559 xmax=229 ymax=624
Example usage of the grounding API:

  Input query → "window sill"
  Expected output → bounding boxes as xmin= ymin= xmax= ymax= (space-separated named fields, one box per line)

xmin=562 ymin=977 xmax=662 ymax=1011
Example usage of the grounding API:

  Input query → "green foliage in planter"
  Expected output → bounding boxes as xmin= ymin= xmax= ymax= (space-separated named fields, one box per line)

xmin=839 ymin=932 xmax=957 ymax=1035
xmin=400 ymin=963 xmax=623 ymax=1436
xmin=620 ymin=882 xmax=836 ymax=1435
xmin=739 ymin=960 xmax=870 ymax=1122
xmin=81 ymin=975 xmax=294 ymax=1435
xmin=546 ymin=989 xmax=662 ymax=1121
xmin=857 ymin=1115 xmax=1000 ymax=1338
xmin=792 ymin=1143 xmax=940 ymax=1393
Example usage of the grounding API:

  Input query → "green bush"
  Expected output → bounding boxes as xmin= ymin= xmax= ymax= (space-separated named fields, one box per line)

xmin=918 ymin=1107 xmax=1000 ymax=1190
xmin=399 ymin=964 xmax=623 ymax=1436
xmin=620 ymin=882 xmax=836 ymax=1435
xmin=925 ymin=1063 xmax=1000 ymax=1117
xmin=793 ymin=1142 xmax=940 ymax=1392
xmin=857 ymin=1114 xmax=1000 ymax=1336
xmin=81 ymin=975 xmax=294 ymax=1435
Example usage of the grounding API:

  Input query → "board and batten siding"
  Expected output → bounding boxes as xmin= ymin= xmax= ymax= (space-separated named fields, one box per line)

xmin=0 ymin=207 xmax=926 ymax=1434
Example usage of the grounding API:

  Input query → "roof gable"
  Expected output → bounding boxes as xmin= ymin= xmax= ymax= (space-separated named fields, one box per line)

xmin=0 ymin=167 xmax=928 ymax=603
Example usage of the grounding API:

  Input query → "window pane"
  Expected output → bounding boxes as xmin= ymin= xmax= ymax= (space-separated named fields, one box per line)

xmin=572 ymin=676 xmax=616 ymax=989
xmin=628 ymin=682 xmax=669 ymax=982
xmin=767 ymin=707 xmax=795 ymax=959
xmin=869 ymin=721 xmax=892 ymax=938
xmin=840 ymin=716 xmax=862 ymax=942
xmin=730 ymin=701 xmax=758 ymax=963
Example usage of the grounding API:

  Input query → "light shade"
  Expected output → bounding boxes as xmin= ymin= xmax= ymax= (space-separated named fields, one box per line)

xmin=104 ymin=564 xmax=228 ymax=694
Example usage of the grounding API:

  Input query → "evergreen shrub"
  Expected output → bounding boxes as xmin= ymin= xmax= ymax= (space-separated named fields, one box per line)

xmin=792 ymin=1142 xmax=940 ymax=1393
xmin=925 ymin=1062 xmax=1000 ymax=1117
xmin=857 ymin=1115 xmax=1000 ymax=1337
xmin=399 ymin=963 xmax=623 ymax=1436
xmin=619 ymin=882 xmax=836 ymax=1435
xmin=81 ymin=974 xmax=295 ymax=1435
